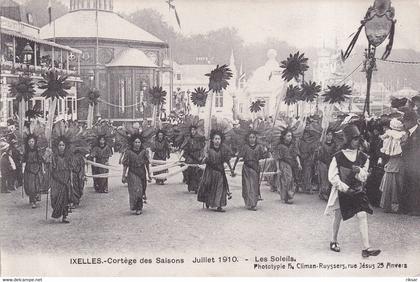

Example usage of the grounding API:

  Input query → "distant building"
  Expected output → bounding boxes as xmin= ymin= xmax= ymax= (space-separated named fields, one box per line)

xmin=0 ymin=11 xmax=82 ymax=126
xmin=40 ymin=0 xmax=172 ymax=122
xmin=313 ymin=46 xmax=346 ymax=89
xmin=163 ymin=52 xmax=238 ymax=121
xmin=241 ymin=49 xmax=285 ymax=119
xmin=312 ymin=46 xmax=366 ymax=115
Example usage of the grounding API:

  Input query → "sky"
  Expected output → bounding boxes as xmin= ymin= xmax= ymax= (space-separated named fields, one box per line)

xmin=61 ymin=0 xmax=420 ymax=51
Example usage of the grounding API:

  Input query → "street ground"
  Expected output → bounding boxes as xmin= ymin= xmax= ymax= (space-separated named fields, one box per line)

xmin=1 ymin=154 xmax=419 ymax=276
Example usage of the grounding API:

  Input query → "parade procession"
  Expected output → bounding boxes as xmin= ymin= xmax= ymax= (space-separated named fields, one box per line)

xmin=1 ymin=0 xmax=420 ymax=278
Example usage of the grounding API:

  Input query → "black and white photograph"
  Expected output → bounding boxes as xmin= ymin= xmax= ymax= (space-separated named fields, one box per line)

xmin=0 ymin=0 xmax=419 ymax=279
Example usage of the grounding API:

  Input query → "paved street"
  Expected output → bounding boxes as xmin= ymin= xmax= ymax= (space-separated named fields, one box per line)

xmin=1 ymin=154 xmax=419 ymax=276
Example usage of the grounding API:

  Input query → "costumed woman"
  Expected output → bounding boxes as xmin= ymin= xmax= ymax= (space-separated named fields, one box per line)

xmin=181 ymin=125 xmax=205 ymax=193
xmin=315 ymin=129 xmax=337 ymax=201
xmin=233 ymin=130 xmax=268 ymax=211
xmin=70 ymin=148 xmax=86 ymax=208
xmin=325 ymin=124 xmax=381 ymax=257
xmin=299 ymin=121 xmax=321 ymax=194
xmin=48 ymin=122 xmax=89 ymax=223
xmin=49 ymin=139 xmax=71 ymax=223
xmin=379 ymin=118 xmax=407 ymax=213
xmin=151 ymin=130 xmax=171 ymax=185
xmin=89 ymin=125 xmax=113 ymax=193
xmin=122 ymin=133 xmax=152 ymax=215
xmin=197 ymin=130 xmax=234 ymax=212
xmin=274 ymin=129 xmax=301 ymax=204
xmin=23 ymin=134 xmax=45 ymax=208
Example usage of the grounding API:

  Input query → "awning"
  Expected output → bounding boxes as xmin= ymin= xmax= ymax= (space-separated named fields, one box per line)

xmin=1 ymin=28 xmax=82 ymax=54
xmin=106 ymin=48 xmax=158 ymax=68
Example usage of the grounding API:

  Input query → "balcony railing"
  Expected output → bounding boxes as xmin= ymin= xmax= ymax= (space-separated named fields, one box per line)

xmin=1 ymin=61 xmax=79 ymax=77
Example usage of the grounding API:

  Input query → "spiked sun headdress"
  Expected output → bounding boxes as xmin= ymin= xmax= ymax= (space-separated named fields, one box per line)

xmin=86 ymin=122 xmax=115 ymax=148
xmin=115 ymin=121 xmax=155 ymax=151
xmin=51 ymin=120 xmax=90 ymax=155
xmin=173 ymin=115 xmax=205 ymax=148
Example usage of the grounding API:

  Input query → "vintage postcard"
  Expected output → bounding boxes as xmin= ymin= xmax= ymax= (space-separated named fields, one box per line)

xmin=0 ymin=0 xmax=419 ymax=279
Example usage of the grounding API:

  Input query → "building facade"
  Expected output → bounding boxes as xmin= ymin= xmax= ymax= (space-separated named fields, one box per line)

xmin=40 ymin=0 xmax=171 ymax=122
xmin=163 ymin=53 xmax=237 ymax=122
xmin=242 ymin=49 xmax=286 ymax=119
xmin=0 ymin=13 xmax=82 ymax=126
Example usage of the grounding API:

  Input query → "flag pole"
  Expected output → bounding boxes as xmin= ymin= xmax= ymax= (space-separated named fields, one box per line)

xmin=95 ymin=0 xmax=100 ymax=118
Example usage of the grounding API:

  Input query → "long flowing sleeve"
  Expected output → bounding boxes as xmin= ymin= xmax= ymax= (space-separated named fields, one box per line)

xmin=328 ymin=156 xmax=349 ymax=193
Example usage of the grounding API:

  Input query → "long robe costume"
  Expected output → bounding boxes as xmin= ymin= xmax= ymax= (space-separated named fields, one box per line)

xmin=90 ymin=145 xmax=112 ymax=192
xmin=274 ymin=142 xmax=299 ymax=202
xmin=23 ymin=149 xmax=44 ymax=204
xmin=70 ymin=153 xmax=85 ymax=205
xmin=299 ymin=129 xmax=320 ymax=192
xmin=182 ymin=135 xmax=205 ymax=192
xmin=197 ymin=145 xmax=231 ymax=208
xmin=316 ymin=140 xmax=337 ymax=201
xmin=379 ymin=155 xmax=402 ymax=213
xmin=365 ymin=133 xmax=385 ymax=207
xmin=151 ymin=138 xmax=171 ymax=183
xmin=122 ymin=148 xmax=149 ymax=211
xmin=50 ymin=153 xmax=71 ymax=219
xmin=239 ymin=144 xmax=267 ymax=208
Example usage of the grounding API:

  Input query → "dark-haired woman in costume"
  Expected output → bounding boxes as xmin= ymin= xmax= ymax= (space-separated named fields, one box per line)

xmin=197 ymin=131 xmax=234 ymax=212
xmin=70 ymin=149 xmax=86 ymax=208
xmin=151 ymin=130 xmax=171 ymax=185
xmin=233 ymin=131 xmax=268 ymax=211
xmin=49 ymin=140 xmax=71 ymax=223
xmin=90 ymin=136 xmax=113 ymax=193
xmin=181 ymin=126 xmax=205 ymax=193
xmin=325 ymin=125 xmax=380 ymax=258
xmin=122 ymin=135 xmax=151 ymax=215
xmin=22 ymin=135 xmax=45 ymax=209
xmin=315 ymin=129 xmax=337 ymax=201
xmin=274 ymin=130 xmax=301 ymax=204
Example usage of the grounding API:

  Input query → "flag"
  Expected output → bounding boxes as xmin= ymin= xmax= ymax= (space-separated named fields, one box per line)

xmin=47 ymin=0 xmax=52 ymax=25
xmin=166 ymin=0 xmax=181 ymax=29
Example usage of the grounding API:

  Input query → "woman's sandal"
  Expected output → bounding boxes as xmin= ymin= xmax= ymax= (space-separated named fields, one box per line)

xmin=330 ymin=242 xmax=341 ymax=252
